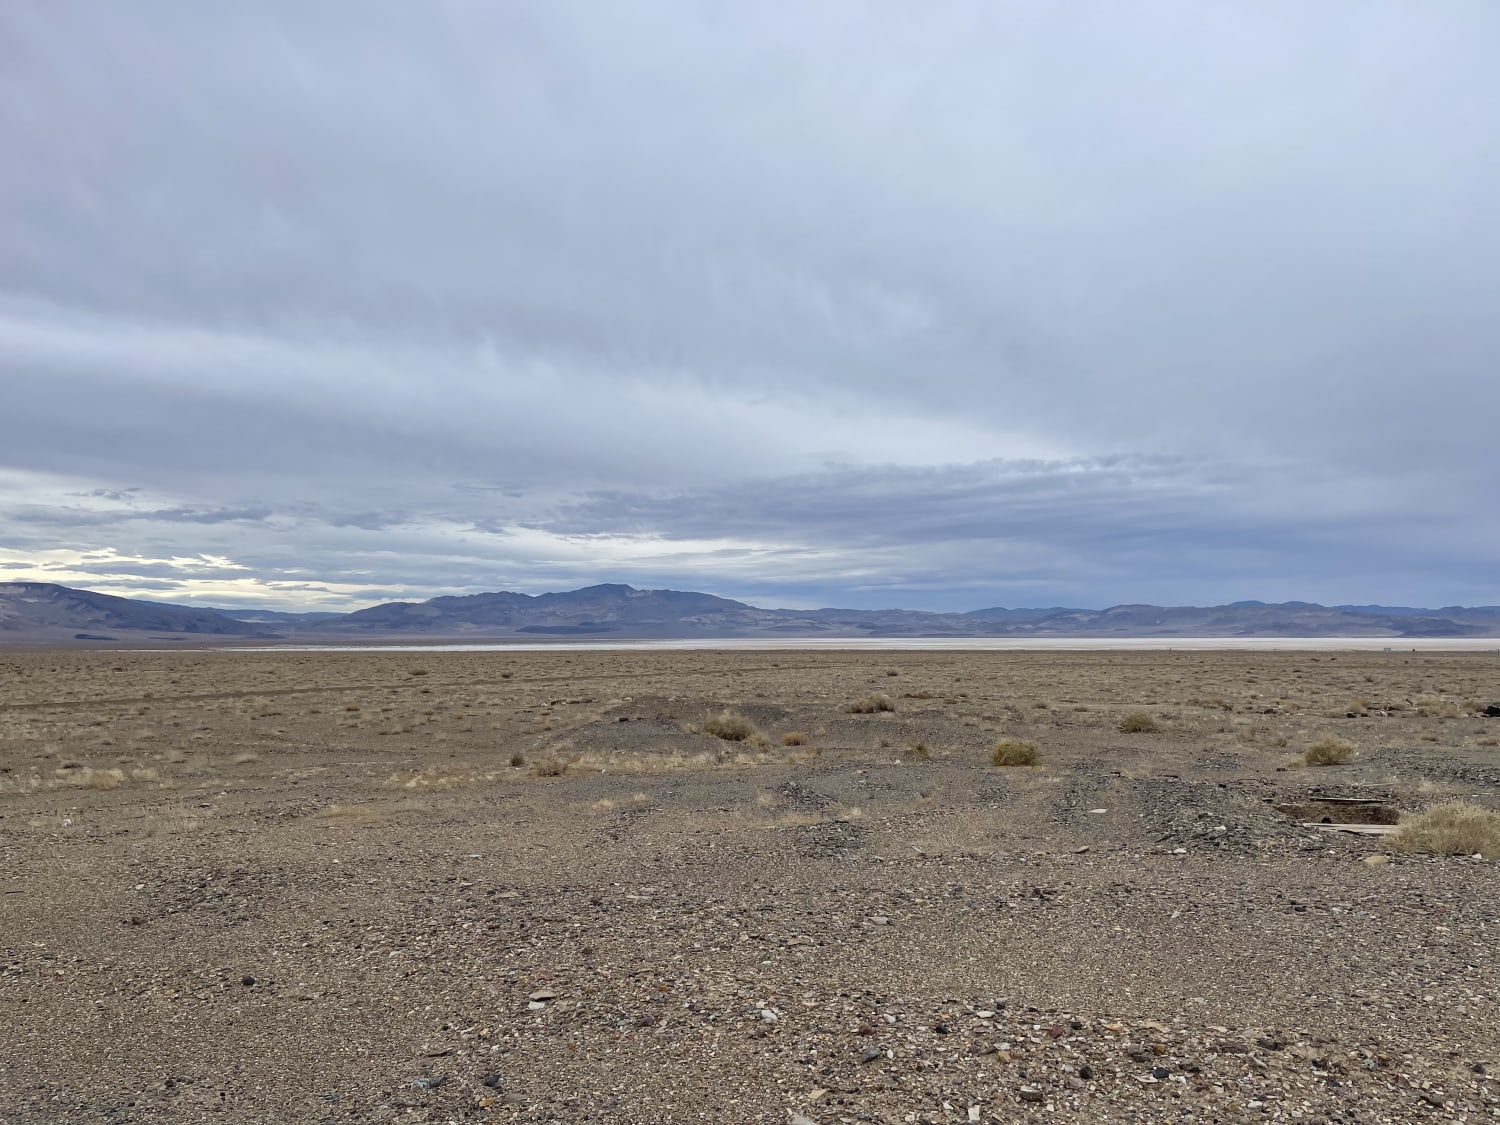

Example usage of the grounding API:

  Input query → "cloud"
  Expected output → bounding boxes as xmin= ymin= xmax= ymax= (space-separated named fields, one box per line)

xmin=1 ymin=2 xmax=1498 ymax=609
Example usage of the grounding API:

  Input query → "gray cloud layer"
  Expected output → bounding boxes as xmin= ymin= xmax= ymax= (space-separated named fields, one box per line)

xmin=2 ymin=2 xmax=1497 ymax=610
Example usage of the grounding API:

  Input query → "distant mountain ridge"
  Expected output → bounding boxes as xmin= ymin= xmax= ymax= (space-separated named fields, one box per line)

xmin=0 ymin=582 xmax=273 ymax=640
xmin=3 ymin=581 xmax=1499 ymax=642
xmin=304 ymin=584 xmax=1500 ymax=638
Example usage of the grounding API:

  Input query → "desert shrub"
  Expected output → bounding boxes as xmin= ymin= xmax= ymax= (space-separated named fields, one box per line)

xmin=846 ymin=695 xmax=896 ymax=714
xmin=508 ymin=752 xmax=526 ymax=768
xmin=1118 ymin=711 xmax=1158 ymax=733
xmin=990 ymin=737 xmax=1038 ymax=766
xmin=1392 ymin=801 xmax=1500 ymax=856
xmin=701 ymin=710 xmax=759 ymax=742
xmin=1304 ymin=736 xmax=1355 ymax=766
xmin=530 ymin=757 xmax=568 ymax=778
xmin=781 ymin=731 xmax=809 ymax=747
xmin=902 ymin=740 xmax=932 ymax=762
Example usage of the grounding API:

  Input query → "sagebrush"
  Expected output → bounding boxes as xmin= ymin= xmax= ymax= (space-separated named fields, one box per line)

xmin=990 ymin=737 xmax=1038 ymax=766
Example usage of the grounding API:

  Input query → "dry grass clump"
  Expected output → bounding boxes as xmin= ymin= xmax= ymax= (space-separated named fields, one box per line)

xmin=1118 ymin=711 xmax=1158 ymax=733
xmin=781 ymin=731 xmax=809 ymax=747
xmin=1391 ymin=801 xmax=1500 ymax=856
xmin=902 ymin=740 xmax=932 ymax=762
xmin=846 ymin=694 xmax=896 ymax=714
xmin=990 ymin=737 xmax=1038 ymax=766
xmin=386 ymin=766 xmax=503 ymax=790
xmin=1415 ymin=696 xmax=1462 ymax=719
xmin=700 ymin=710 xmax=760 ymax=742
xmin=530 ymin=756 xmax=569 ymax=778
xmin=1304 ymin=736 xmax=1355 ymax=766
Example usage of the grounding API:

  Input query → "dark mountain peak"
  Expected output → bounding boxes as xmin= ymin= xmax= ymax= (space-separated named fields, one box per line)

xmin=0 ymin=582 xmax=272 ymax=638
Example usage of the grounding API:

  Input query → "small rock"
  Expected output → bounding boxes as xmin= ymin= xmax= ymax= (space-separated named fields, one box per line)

xmin=481 ymin=1074 xmax=502 ymax=1089
xmin=240 ymin=975 xmax=255 ymax=986
xmin=1017 ymin=1085 xmax=1044 ymax=1103
xmin=529 ymin=989 xmax=557 ymax=1002
xmin=859 ymin=1047 xmax=883 ymax=1064
xmin=788 ymin=1114 xmax=817 ymax=1125
xmin=868 ymin=915 xmax=890 ymax=926
xmin=410 ymin=1075 xmax=448 ymax=1091
xmin=527 ymin=1001 xmax=546 ymax=1011
xmin=1152 ymin=1066 xmax=1170 ymax=1080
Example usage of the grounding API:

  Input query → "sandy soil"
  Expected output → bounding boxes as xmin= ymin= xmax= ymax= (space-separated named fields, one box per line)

xmin=2 ymin=648 xmax=1498 ymax=1123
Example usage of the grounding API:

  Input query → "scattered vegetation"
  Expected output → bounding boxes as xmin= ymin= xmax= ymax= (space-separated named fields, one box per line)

xmin=508 ymin=752 xmax=526 ymax=768
xmin=846 ymin=694 xmax=896 ymax=714
xmin=780 ymin=731 xmax=809 ymax=747
xmin=1392 ymin=801 xmax=1500 ymax=856
xmin=700 ymin=710 xmax=760 ymax=742
xmin=1118 ymin=711 xmax=1158 ymax=733
xmin=990 ymin=737 xmax=1038 ymax=767
xmin=902 ymin=740 xmax=932 ymax=762
xmin=1304 ymin=736 xmax=1355 ymax=766
xmin=530 ymin=756 xmax=568 ymax=778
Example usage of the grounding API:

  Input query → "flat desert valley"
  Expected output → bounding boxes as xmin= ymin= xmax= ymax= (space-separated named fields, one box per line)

xmin=2 ymin=647 xmax=1498 ymax=1124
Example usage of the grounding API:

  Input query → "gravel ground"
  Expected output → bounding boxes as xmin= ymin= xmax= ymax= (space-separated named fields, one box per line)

xmin=1 ymin=648 xmax=1497 ymax=1123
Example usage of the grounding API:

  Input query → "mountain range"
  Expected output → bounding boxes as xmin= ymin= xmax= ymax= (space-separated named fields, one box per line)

xmin=2 ymin=580 xmax=1499 ymax=642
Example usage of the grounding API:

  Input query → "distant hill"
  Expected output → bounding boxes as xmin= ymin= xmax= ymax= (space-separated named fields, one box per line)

xmin=2 ymin=582 xmax=1499 ymax=643
xmin=302 ymin=586 xmax=1500 ymax=639
xmin=0 ymin=582 xmax=274 ymax=641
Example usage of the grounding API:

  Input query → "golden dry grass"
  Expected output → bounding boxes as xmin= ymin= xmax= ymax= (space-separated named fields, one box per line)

xmin=846 ymin=694 xmax=896 ymax=714
xmin=1304 ymin=736 xmax=1355 ymax=766
xmin=700 ymin=710 xmax=760 ymax=742
xmin=1118 ymin=711 xmax=1158 ymax=733
xmin=1391 ymin=801 xmax=1500 ymax=856
xmin=780 ymin=731 xmax=809 ymax=747
xmin=990 ymin=737 xmax=1038 ymax=766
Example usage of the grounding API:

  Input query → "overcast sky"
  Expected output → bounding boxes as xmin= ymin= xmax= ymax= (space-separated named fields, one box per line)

xmin=2 ymin=2 xmax=1498 ymax=612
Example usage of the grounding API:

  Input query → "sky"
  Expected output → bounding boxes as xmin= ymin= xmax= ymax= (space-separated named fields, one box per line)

xmin=2 ymin=2 xmax=1498 ymax=613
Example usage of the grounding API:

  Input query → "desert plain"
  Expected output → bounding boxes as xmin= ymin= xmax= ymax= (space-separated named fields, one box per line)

xmin=1 ymin=646 xmax=1498 ymax=1124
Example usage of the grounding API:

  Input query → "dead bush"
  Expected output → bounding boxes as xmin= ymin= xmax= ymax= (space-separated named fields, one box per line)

xmin=1304 ymin=736 xmax=1355 ymax=766
xmin=846 ymin=695 xmax=896 ymax=714
xmin=1118 ymin=711 xmax=1158 ymax=733
xmin=1392 ymin=801 xmax=1500 ymax=856
xmin=990 ymin=737 xmax=1038 ymax=766
xmin=781 ymin=731 xmax=809 ymax=747
xmin=902 ymin=740 xmax=932 ymax=762
xmin=701 ymin=710 xmax=759 ymax=742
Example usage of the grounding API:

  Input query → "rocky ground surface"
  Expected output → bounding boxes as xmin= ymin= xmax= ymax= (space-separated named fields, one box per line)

xmin=1 ymin=647 xmax=1498 ymax=1123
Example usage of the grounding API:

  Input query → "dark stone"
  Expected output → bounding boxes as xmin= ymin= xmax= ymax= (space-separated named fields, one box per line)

xmin=1152 ymin=1067 xmax=1170 ymax=1080
xmin=241 ymin=975 xmax=255 ymax=986
xmin=1484 ymin=705 xmax=1500 ymax=717
xmin=1078 ymin=1065 xmax=1093 ymax=1080
xmin=482 ymin=1074 xmax=502 ymax=1089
